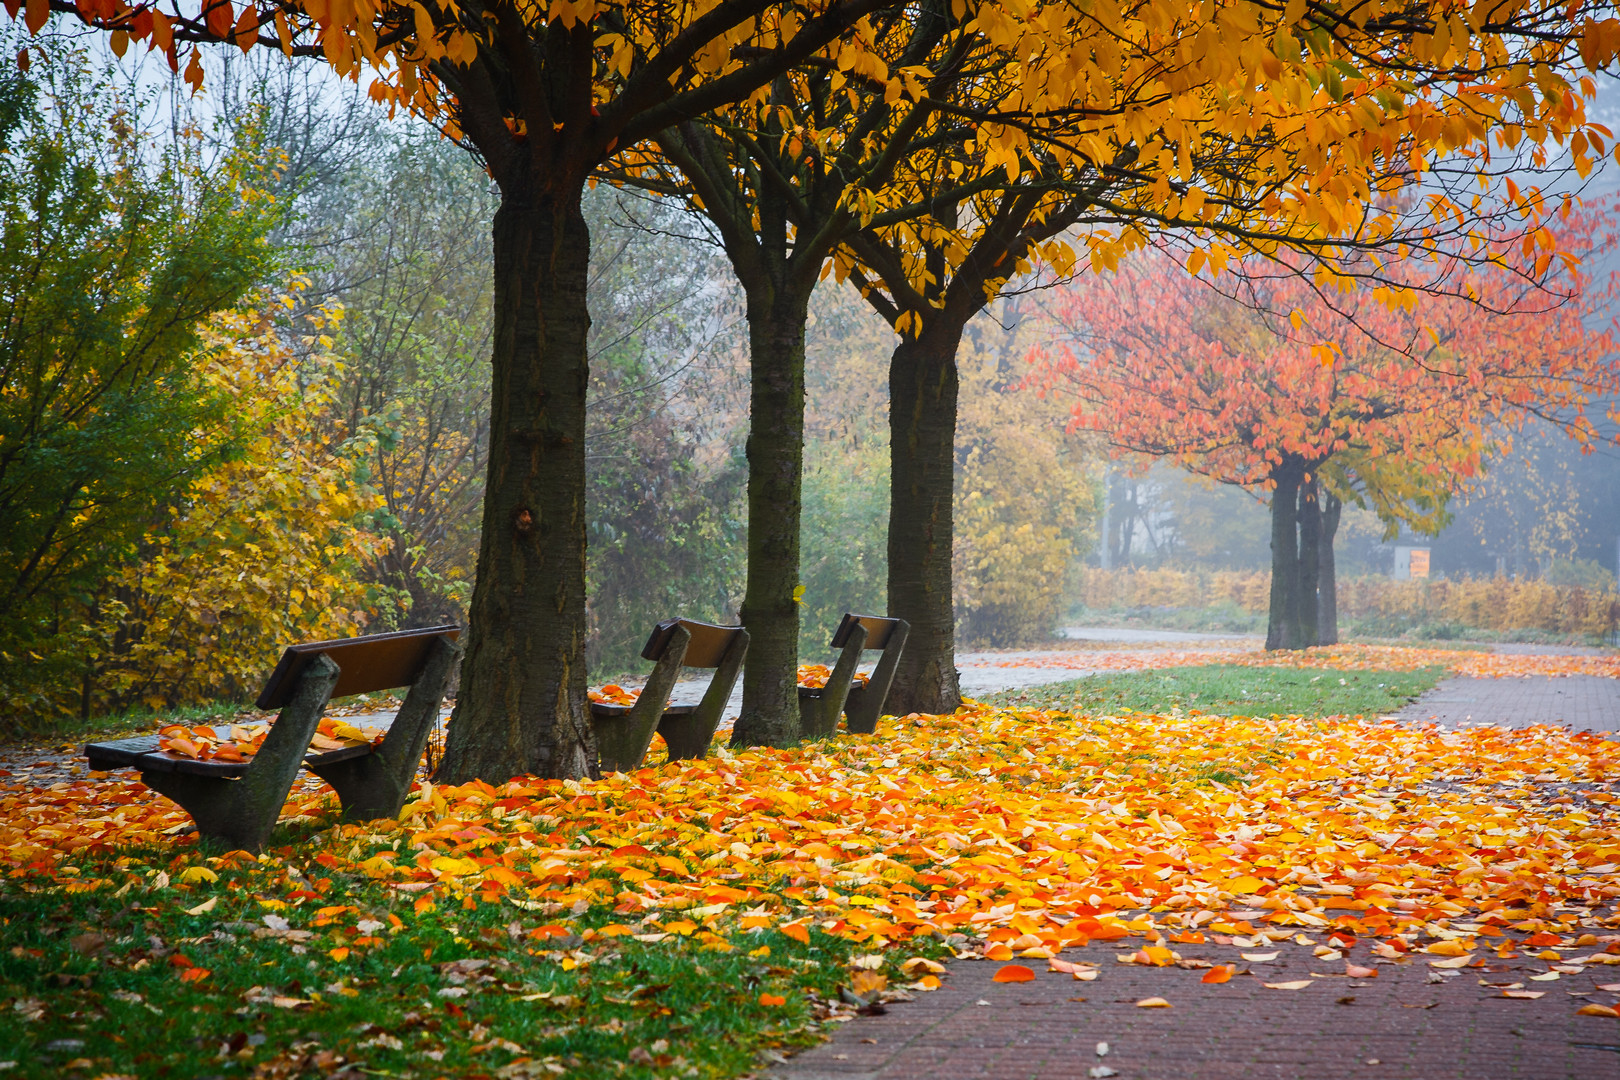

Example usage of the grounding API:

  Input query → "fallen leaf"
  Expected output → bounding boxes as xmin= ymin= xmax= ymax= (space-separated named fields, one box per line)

xmin=850 ymin=970 xmax=888 ymax=996
xmin=1134 ymin=996 xmax=1171 ymax=1008
xmin=993 ymin=964 xmax=1036 ymax=983
xmin=1202 ymin=965 xmax=1234 ymax=984
xmin=1530 ymin=972 xmax=1562 ymax=982
xmin=1576 ymin=1004 xmax=1620 ymax=1017
xmin=1345 ymin=963 xmax=1378 ymax=979
xmin=902 ymin=957 xmax=946 ymax=975
xmin=184 ymin=897 xmax=217 ymax=916
xmin=1429 ymin=955 xmax=1472 ymax=969
xmin=1501 ymin=990 xmax=1545 ymax=1000
xmin=1264 ymin=980 xmax=1314 ymax=990
xmin=759 ymin=993 xmax=786 ymax=1006
xmin=1241 ymin=951 xmax=1279 ymax=962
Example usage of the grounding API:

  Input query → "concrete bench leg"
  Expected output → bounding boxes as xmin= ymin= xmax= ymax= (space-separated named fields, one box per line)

xmin=596 ymin=625 xmax=690 ymax=772
xmin=659 ymin=629 xmax=748 ymax=761
xmin=308 ymin=637 xmax=461 ymax=821
xmin=142 ymin=656 xmax=339 ymax=852
xmin=802 ymin=624 xmax=866 ymax=738
xmin=845 ymin=620 xmax=908 ymax=734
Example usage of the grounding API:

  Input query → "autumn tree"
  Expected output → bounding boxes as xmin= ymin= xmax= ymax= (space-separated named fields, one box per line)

xmin=1030 ymin=237 xmax=1620 ymax=649
xmin=820 ymin=0 xmax=1620 ymax=710
xmin=13 ymin=0 xmax=905 ymax=779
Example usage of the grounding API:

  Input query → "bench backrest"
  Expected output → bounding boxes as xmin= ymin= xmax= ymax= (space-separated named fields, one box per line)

xmin=641 ymin=618 xmax=746 ymax=668
xmin=830 ymin=612 xmax=902 ymax=651
xmin=255 ymin=625 xmax=461 ymax=709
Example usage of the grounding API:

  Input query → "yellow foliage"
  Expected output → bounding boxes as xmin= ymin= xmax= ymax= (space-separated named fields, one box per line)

xmin=954 ymin=334 xmax=1097 ymax=647
xmin=92 ymin=298 xmax=390 ymax=710
xmin=1079 ymin=569 xmax=1619 ymax=636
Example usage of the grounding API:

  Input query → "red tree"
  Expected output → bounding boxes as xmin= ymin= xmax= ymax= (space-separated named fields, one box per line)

xmin=1030 ymin=214 xmax=1620 ymax=649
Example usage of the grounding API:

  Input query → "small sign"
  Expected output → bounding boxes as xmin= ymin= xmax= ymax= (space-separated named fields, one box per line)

xmin=1409 ymin=549 xmax=1430 ymax=579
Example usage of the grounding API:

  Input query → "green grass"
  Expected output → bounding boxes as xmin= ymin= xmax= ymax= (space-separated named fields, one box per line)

xmin=0 ymin=862 xmax=900 ymax=1078
xmin=984 ymin=663 xmax=1446 ymax=719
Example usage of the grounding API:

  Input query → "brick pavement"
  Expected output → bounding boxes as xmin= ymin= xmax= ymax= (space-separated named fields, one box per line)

xmin=1394 ymin=676 xmax=1620 ymax=736
xmin=774 ymin=935 xmax=1620 ymax=1080
xmin=770 ymin=659 xmax=1620 ymax=1080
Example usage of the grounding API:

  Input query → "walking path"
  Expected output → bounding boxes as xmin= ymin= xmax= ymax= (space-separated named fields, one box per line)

xmin=770 ymin=641 xmax=1620 ymax=1080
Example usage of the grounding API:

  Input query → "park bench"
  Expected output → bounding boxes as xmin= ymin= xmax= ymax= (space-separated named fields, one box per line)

xmin=85 ymin=625 xmax=461 ymax=851
xmin=799 ymin=612 xmax=909 ymax=737
xmin=591 ymin=618 xmax=749 ymax=772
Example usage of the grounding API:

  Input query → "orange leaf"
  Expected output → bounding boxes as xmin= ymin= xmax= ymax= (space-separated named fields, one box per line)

xmin=780 ymin=921 xmax=810 ymax=944
xmin=328 ymin=947 xmax=350 ymax=962
xmin=1345 ymin=963 xmax=1378 ymax=978
xmin=1201 ymin=964 xmax=1234 ymax=984
xmin=992 ymin=964 xmax=1036 ymax=983
xmin=179 ymin=967 xmax=210 ymax=983
xmin=983 ymin=942 xmax=1014 ymax=961
xmin=1576 ymin=1004 xmax=1620 ymax=1018
xmin=759 ymin=993 xmax=786 ymax=1007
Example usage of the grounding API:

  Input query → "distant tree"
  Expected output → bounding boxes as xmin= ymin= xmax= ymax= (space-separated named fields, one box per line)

xmin=1031 ymin=236 xmax=1620 ymax=649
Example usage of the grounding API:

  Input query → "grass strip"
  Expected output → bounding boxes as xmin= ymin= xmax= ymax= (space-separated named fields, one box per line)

xmin=984 ymin=663 xmax=1446 ymax=719
xmin=0 ymin=853 xmax=907 ymax=1079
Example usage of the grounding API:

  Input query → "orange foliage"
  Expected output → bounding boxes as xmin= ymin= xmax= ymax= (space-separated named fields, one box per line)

xmin=155 ymin=719 xmax=382 ymax=762
xmin=8 ymin=696 xmax=1619 ymax=965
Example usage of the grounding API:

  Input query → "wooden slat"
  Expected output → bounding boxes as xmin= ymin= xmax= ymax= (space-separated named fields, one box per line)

xmin=255 ymin=625 xmax=460 ymax=709
xmin=831 ymin=613 xmax=900 ymax=650
xmin=589 ymin=703 xmax=697 ymax=719
xmin=638 ymin=619 xmax=745 ymax=669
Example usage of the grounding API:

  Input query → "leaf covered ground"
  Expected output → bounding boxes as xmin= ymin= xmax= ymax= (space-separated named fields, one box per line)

xmin=3 ymin=654 xmax=1619 ymax=1076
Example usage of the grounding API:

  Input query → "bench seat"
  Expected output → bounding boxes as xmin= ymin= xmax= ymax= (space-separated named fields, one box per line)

xmin=86 ymin=729 xmax=377 ymax=779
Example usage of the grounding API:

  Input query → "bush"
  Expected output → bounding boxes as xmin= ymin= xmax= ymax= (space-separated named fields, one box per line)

xmin=1076 ymin=568 xmax=1620 ymax=638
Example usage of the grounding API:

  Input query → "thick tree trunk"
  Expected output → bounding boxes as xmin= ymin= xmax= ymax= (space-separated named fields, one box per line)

xmin=1318 ymin=492 xmax=1342 ymax=645
xmin=885 ymin=322 xmax=965 ymax=716
xmin=1296 ymin=472 xmax=1321 ymax=649
xmin=1265 ymin=460 xmax=1302 ymax=651
xmin=438 ymin=189 xmax=594 ymax=782
xmin=732 ymin=286 xmax=815 ymax=747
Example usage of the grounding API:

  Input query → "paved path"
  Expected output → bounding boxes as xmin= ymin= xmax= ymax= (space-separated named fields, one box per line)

xmin=1395 ymin=675 xmax=1620 ymax=735
xmin=771 ymin=652 xmax=1620 ymax=1080
xmin=775 ymin=936 xmax=1620 ymax=1080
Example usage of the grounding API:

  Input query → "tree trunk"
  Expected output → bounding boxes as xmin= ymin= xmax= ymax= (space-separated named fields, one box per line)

xmin=437 ymin=189 xmax=594 ymax=782
xmin=731 ymin=285 xmax=815 ymax=747
xmin=1265 ymin=459 xmax=1302 ymax=651
xmin=885 ymin=322 xmax=965 ymax=715
xmin=1318 ymin=492 xmax=1342 ymax=645
xmin=1296 ymin=471 xmax=1321 ymax=649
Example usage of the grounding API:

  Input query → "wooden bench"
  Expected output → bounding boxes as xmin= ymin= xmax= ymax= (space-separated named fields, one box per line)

xmin=592 ymin=618 xmax=749 ymax=772
xmin=85 ymin=625 xmax=461 ymax=851
xmin=799 ymin=613 xmax=910 ymax=737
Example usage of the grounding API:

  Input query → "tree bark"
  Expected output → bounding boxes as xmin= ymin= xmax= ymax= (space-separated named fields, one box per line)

xmin=885 ymin=321 xmax=965 ymax=716
xmin=731 ymin=283 xmax=815 ymax=747
xmin=437 ymin=188 xmax=594 ymax=782
xmin=1318 ymin=491 xmax=1342 ymax=645
xmin=1296 ymin=471 xmax=1321 ymax=649
xmin=1265 ymin=459 xmax=1302 ymax=651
